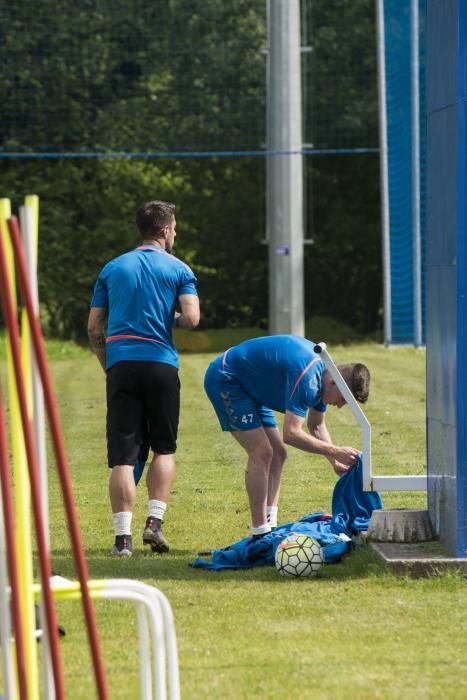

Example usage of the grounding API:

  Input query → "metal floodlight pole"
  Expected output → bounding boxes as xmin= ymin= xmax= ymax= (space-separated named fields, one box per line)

xmin=375 ymin=0 xmax=392 ymax=345
xmin=267 ymin=0 xmax=305 ymax=336
xmin=411 ymin=0 xmax=422 ymax=347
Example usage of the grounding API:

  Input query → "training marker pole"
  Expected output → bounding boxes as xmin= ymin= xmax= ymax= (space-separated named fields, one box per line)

xmin=20 ymin=198 xmax=54 ymax=700
xmin=0 ymin=224 xmax=66 ymax=699
xmin=0 ymin=391 xmax=30 ymax=700
xmin=1 ymin=199 xmax=39 ymax=700
xmin=7 ymin=216 xmax=109 ymax=700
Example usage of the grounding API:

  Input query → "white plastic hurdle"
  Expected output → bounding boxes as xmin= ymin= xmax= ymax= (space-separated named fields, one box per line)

xmin=31 ymin=577 xmax=181 ymax=700
xmin=314 ymin=342 xmax=427 ymax=492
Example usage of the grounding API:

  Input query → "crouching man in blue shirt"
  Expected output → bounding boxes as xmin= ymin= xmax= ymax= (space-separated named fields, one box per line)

xmin=204 ymin=335 xmax=370 ymax=538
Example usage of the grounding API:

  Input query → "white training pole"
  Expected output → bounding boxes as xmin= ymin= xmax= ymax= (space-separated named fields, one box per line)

xmin=314 ymin=342 xmax=427 ymax=491
xmin=19 ymin=204 xmax=49 ymax=542
xmin=19 ymin=203 xmax=55 ymax=700
xmin=135 ymin=604 xmax=153 ymax=700
xmin=313 ymin=343 xmax=372 ymax=488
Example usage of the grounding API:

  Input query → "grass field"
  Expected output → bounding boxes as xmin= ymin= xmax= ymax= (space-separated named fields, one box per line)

xmin=1 ymin=331 xmax=466 ymax=699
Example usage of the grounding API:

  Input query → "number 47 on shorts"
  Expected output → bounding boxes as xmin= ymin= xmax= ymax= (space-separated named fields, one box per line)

xmin=241 ymin=414 xmax=253 ymax=424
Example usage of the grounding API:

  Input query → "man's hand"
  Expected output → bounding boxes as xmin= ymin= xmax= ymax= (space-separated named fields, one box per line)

xmin=328 ymin=458 xmax=351 ymax=477
xmin=332 ymin=446 xmax=359 ymax=467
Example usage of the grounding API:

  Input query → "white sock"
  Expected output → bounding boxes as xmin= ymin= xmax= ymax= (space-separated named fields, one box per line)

xmin=251 ymin=523 xmax=271 ymax=536
xmin=148 ymin=499 xmax=167 ymax=522
xmin=113 ymin=511 xmax=132 ymax=536
xmin=267 ymin=506 xmax=278 ymax=528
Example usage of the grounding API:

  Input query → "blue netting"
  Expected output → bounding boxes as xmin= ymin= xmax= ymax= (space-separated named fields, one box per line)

xmin=384 ymin=0 xmax=426 ymax=343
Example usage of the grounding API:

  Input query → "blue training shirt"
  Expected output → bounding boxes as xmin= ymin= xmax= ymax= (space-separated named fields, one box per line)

xmin=222 ymin=335 xmax=326 ymax=417
xmin=90 ymin=244 xmax=197 ymax=369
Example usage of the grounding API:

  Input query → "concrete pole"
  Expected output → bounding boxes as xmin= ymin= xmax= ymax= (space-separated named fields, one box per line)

xmin=375 ymin=0 xmax=392 ymax=345
xmin=410 ymin=0 xmax=422 ymax=347
xmin=266 ymin=0 xmax=305 ymax=336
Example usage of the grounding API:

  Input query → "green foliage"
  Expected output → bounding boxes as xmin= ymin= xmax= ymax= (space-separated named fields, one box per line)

xmin=305 ymin=154 xmax=382 ymax=333
xmin=0 ymin=158 xmax=188 ymax=338
xmin=0 ymin=1 xmax=383 ymax=338
xmin=0 ymin=156 xmax=269 ymax=338
xmin=304 ymin=0 xmax=378 ymax=148
xmin=0 ymin=0 xmax=266 ymax=153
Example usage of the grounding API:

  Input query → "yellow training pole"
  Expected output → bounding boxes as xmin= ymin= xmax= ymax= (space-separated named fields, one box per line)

xmin=0 ymin=197 xmax=39 ymax=700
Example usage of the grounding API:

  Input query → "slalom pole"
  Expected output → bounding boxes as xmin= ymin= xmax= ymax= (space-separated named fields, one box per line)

xmin=0 ymin=390 xmax=30 ymax=700
xmin=1 ymin=199 xmax=39 ymax=700
xmin=7 ymin=216 xmax=110 ymax=700
xmin=21 ymin=198 xmax=48 ymax=541
xmin=0 ymin=455 xmax=17 ymax=700
xmin=0 ymin=224 xmax=66 ymax=699
xmin=20 ymin=198 xmax=55 ymax=700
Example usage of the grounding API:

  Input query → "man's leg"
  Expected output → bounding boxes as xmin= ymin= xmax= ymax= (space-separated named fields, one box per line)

xmin=232 ymin=428 xmax=273 ymax=532
xmin=107 ymin=362 xmax=144 ymax=558
xmin=264 ymin=427 xmax=287 ymax=527
xmin=146 ymin=453 xmax=176 ymax=502
xmin=109 ymin=464 xmax=137 ymax=557
xmin=143 ymin=453 xmax=176 ymax=553
xmin=142 ymin=361 xmax=180 ymax=554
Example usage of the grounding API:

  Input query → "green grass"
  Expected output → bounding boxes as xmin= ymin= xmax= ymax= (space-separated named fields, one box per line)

xmin=1 ymin=331 xmax=466 ymax=699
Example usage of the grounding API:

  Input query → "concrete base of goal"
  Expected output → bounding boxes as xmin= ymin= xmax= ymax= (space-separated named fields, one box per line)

xmin=367 ymin=509 xmax=434 ymax=543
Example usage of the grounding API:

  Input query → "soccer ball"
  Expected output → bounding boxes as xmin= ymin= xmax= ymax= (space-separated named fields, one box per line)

xmin=275 ymin=533 xmax=324 ymax=578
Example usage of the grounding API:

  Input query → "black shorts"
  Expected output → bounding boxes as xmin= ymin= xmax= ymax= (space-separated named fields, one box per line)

xmin=106 ymin=361 xmax=180 ymax=467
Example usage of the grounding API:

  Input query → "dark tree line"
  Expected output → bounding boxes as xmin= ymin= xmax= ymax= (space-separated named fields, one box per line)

xmin=0 ymin=0 xmax=381 ymax=340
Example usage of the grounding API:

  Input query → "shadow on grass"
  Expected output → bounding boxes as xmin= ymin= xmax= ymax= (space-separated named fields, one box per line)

xmin=50 ymin=544 xmax=387 ymax=584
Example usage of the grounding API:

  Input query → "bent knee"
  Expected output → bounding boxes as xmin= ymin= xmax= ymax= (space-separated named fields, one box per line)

xmin=249 ymin=443 xmax=274 ymax=468
xmin=274 ymin=443 xmax=288 ymax=464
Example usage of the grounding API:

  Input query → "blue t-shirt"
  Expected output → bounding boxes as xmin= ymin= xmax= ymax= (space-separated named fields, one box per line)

xmin=222 ymin=335 xmax=326 ymax=417
xmin=90 ymin=244 xmax=197 ymax=369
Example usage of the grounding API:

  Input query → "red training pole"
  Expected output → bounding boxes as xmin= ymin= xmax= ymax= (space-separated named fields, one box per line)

xmin=0 ymin=225 xmax=66 ymax=699
xmin=0 ymin=390 xmax=30 ymax=700
xmin=7 ymin=216 xmax=109 ymax=700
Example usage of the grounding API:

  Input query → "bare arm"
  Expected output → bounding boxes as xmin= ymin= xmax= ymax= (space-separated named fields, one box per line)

xmin=307 ymin=409 xmax=355 ymax=476
xmin=307 ymin=407 xmax=333 ymax=444
xmin=283 ymin=409 xmax=358 ymax=475
xmin=174 ymin=294 xmax=200 ymax=330
xmin=87 ymin=306 xmax=107 ymax=372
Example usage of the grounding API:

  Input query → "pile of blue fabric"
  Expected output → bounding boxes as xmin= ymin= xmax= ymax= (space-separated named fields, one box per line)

xmin=191 ymin=456 xmax=382 ymax=571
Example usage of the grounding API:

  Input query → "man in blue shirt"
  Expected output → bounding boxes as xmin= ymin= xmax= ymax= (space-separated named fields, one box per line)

xmin=204 ymin=335 xmax=370 ymax=538
xmin=88 ymin=200 xmax=200 ymax=557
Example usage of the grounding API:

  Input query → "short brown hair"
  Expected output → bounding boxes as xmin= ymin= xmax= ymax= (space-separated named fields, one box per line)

xmin=135 ymin=200 xmax=176 ymax=238
xmin=336 ymin=363 xmax=370 ymax=403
